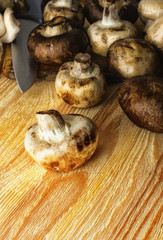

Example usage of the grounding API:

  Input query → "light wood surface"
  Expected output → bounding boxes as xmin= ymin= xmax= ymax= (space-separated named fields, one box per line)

xmin=0 ymin=72 xmax=163 ymax=240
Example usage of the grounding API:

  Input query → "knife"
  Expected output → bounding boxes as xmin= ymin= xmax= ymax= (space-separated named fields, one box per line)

xmin=11 ymin=0 xmax=45 ymax=92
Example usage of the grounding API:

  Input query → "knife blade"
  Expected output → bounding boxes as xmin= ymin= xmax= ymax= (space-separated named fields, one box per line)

xmin=11 ymin=0 xmax=45 ymax=92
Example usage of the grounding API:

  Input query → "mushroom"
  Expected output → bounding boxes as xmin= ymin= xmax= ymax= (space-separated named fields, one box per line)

xmin=145 ymin=14 xmax=163 ymax=55
xmin=138 ymin=0 xmax=163 ymax=30
xmin=0 ymin=8 xmax=20 ymax=65
xmin=0 ymin=8 xmax=20 ymax=43
xmin=24 ymin=110 xmax=98 ymax=171
xmin=138 ymin=0 xmax=163 ymax=22
xmin=55 ymin=53 xmax=106 ymax=108
xmin=43 ymin=0 xmax=85 ymax=26
xmin=87 ymin=2 xmax=138 ymax=57
xmin=107 ymin=38 xmax=160 ymax=80
xmin=84 ymin=0 xmax=139 ymax=24
xmin=27 ymin=16 xmax=89 ymax=64
xmin=118 ymin=75 xmax=163 ymax=133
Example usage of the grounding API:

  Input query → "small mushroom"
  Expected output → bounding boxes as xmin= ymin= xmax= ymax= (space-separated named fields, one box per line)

xmin=55 ymin=53 xmax=106 ymax=108
xmin=27 ymin=16 xmax=89 ymax=64
xmin=145 ymin=14 xmax=163 ymax=55
xmin=24 ymin=110 xmax=98 ymax=171
xmin=107 ymin=38 xmax=160 ymax=79
xmin=43 ymin=0 xmax=85 ymax=26
xmin=118 ymin=75 xmax=163 ymax=133
xmin=84 ymin=0 xmax=139 ymax=24
xmin=87 ymin=2 xmax=138 ymax=57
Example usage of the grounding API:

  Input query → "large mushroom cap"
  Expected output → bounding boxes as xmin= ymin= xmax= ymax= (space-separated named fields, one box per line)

xmin=43 ymin=0 xmax=85 ymax=26
xmin=55 ymin=53 xmax=106 ymax=108
xmin=27 ymin=16 xmax=88 ymax=64
xmin=24 ymin=110 xmax=98 ymax=172
xmin=107 ymin=38 xmax=161 ymax=79
xmin=118 ymin=75 xmax=163 ymax=132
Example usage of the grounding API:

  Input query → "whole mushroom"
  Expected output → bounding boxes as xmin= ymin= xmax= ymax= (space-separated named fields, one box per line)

xmin=118 ymin=75 xmax=163 ymax=133
xmin=107 ymin=38 xmax=160 ymax=79
xmin=87 ymin=2 xmax=138 ymax=57
xmin=43 ymin=0 xmax=85 ymax=26
xmin=27 ymin=16 xmax=89 ymax=64
xmin=24 ymin=110 xmax=99 ymax=172
xmin=84 ymin=0 xmax=139 ymax=24
xmin=55 ymin=53 xmax=106 ymax=108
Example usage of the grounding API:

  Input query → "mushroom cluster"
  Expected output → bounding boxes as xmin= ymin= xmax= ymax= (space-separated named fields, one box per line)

xmin=22 ymin=0 xmax=163 ymax=171
xmin=25 ymin=110 xmax=98 ymax=172
xmin=0 ymin=8 xmax=20 ymax=64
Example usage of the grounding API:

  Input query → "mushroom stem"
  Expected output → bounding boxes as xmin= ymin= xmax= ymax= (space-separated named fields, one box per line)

xmin=36 ymin=110 xmax=70 ymax=143
xmin=53 ymin=0 xmax=72 ymax=8
xmin=39 ymin=17 xmax=70 ymax=37
xmin=71 ymin=53 xmax=93 ymax=77
xmin=102 ymin=3 xmax=120 ymax=27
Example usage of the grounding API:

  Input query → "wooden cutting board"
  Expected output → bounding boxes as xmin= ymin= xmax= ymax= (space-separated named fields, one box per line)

xmin=0 ymin=45 xmax=163 ymax=239
xmin=0 ymin=3 xmax=163 ymax=237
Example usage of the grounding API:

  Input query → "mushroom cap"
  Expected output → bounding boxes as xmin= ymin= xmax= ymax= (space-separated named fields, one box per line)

xmin=87 ymin=20 xmax=138 ymax=57
xmin=43 ymin=0 xmax=85 ymax=26
xmin=138 ymin=0 xmax=163 ymax=22
xmin=24 ymin=110 xmax=98 ymax=172
xmin=55 ymin=55 xmax=106 ymax=108
xmin=84 ymin=0 xmax=139 ymax=24
xmin=27 ymin=16 xmax=88 ymax=64
xmin=145 ymin=14 xmax=163 ymax=54
xmin=107 ymin=38 xmax=160 ymax=79
xmin=118 ymin=75 xmax=163 ymax=132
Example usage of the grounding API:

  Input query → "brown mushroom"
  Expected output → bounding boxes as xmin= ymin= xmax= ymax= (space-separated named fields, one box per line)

xmin=43 ymin=0 xmax=85 ymax=26
xmin=27 ymin=16 xmax=89 ymax=64
xmin=87 ymin=2 xmax=138 ymax=57
xmin=107 ymin=38 xmax=160 ymax=80
xmin=84 ymin=0 xmax=139 ymax=24
xmin=55 ymin=53 xmax=106 ymax=108
xmin=24 ymin=110 xmax=98 ymax=171
xmin=118 ymin=75 xmax=163 ymax=132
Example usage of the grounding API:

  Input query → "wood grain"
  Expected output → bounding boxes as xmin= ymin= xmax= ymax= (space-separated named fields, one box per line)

xmin=0 ymin=73 xmax=162 ymax=240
